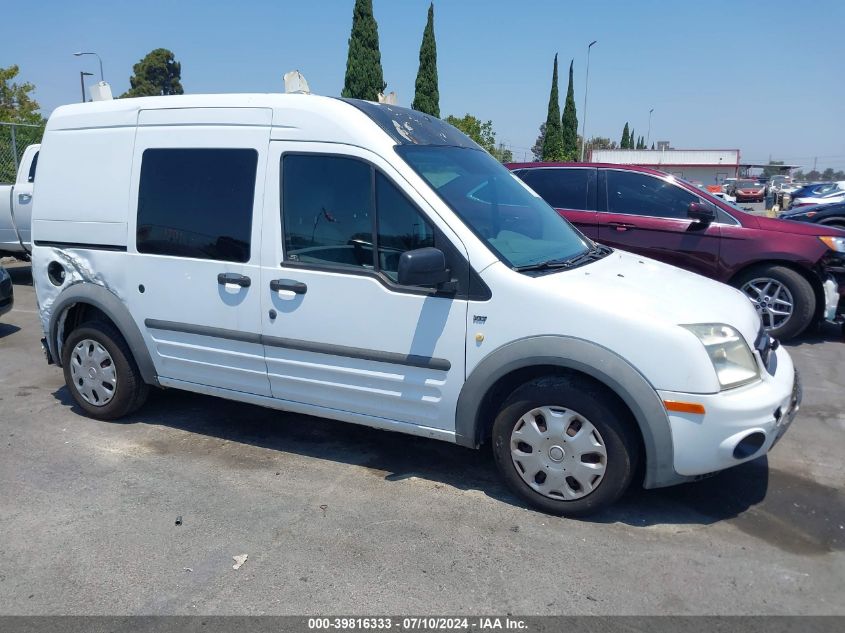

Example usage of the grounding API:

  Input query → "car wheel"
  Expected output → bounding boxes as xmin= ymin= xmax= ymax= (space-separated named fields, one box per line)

xmin=61 ymin=321 xmax=149 ymax=420
xmin=734 ymin=265 xmax=815 ymax=340
xmin=491 ymin=375 xmax=639 ymax=517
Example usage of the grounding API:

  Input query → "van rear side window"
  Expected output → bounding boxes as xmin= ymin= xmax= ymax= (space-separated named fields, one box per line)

xmin=136 ymin=148 xmax=258 ymax=262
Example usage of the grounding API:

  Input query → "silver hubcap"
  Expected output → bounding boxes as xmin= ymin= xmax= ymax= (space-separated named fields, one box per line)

xmin=510 ymin=406 xmax=607 ymax=501
xmin=741 ymin=278 xmax=794 ymax=331
xmin=69 ymin=339 xmax=117 ymax=406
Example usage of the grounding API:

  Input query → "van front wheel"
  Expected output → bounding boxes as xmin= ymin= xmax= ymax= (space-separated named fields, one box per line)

xmin=61 ymin=321 xmax=149 ymax=420
xmin=492 ymin=375 xmax=639 ymax=517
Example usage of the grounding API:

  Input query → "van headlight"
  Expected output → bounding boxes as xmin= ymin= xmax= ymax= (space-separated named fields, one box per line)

xmin=682 ymin=324 xmax=760 ymax=390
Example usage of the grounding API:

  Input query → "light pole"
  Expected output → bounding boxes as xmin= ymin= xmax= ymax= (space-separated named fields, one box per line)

xmin=647 ymin=108 xmax=654 ymax=148
xmin=79 ymin=71 xmax=94 ymax=103
xmin=74 ymin=51 xmax=104 ymax=82
xmin=579 ymin=40 xmax=597 ymax=162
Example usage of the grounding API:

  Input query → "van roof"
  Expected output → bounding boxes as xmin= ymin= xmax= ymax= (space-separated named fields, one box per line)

xmin=45 ymin=93 xmax=480 ymax=151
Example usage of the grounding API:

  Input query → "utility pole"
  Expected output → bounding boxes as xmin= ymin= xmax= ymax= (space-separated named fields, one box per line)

xmin=79 ymin=71 xmax=94 ymax=102
xmin=647 ymin=108 xmax=654 ymax=147
xmin=579 ymin=40 xmax=597 ymax=162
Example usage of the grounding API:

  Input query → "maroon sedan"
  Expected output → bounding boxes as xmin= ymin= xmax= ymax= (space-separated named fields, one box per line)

xmin=508 ymin=163 xmax=845 ymax=340
xmin=734 ymin=179 xmax=766 ymax=203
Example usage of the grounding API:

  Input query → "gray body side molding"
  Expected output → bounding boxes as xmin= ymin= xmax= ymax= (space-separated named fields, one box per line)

xmin=48 ymin=283 xmax=159 ymax=386
xmin=454 ymin=335 xmax=681 ymax=489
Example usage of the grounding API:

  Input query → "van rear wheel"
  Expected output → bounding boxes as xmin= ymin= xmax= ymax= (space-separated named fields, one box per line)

xmin=61 ymin=321 xmax=149 ymax=420
xmin=492 ymin=375 xmax=639 ymax=517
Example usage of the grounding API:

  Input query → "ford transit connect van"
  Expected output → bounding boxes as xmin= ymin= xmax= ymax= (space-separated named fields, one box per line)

xmin=31 ymin=95 xmax=800 ymax=516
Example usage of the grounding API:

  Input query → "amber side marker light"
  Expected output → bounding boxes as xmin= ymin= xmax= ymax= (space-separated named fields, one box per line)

xmin=663 ymin=400 xmax=706 ymax=415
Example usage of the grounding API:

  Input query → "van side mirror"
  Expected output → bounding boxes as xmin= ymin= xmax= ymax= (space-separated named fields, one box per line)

xmin=688 ymin=201 xmax=716 ymax=224
xmin=398 ymin=247 xmax=452 ymax=289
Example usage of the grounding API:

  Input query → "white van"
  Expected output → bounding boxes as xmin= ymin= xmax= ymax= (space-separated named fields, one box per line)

xmin=32 ymin=94 xmax=800 ymax=516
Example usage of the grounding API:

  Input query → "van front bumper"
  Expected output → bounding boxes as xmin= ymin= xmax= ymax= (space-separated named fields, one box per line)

xmin=657 ymin=345 xmax=799 ymax=477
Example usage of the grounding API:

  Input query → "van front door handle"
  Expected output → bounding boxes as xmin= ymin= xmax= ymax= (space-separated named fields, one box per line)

xmin=609 ymin=222 xmax=635 ymax=232
xmin=270 ymin=279 xmax=307 ymax=294
xmin=18 ymin=193 xmax=32 ymax=204
xmin=217 ymin=272 xmax=251 ymax=288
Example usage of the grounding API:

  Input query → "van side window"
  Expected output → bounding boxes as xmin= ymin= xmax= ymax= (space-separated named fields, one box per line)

xmin=518 ymin=168 xmax=590 ymax=210
xmin=376 ymin=172 xmax=435 ymax=280
xmin=605 ymin=170 xmax=697 ymax=219
xmin=281 ymin=154 xmax=434 ymax=281
xmin=136 ymin=148 xmax=257 ymax=262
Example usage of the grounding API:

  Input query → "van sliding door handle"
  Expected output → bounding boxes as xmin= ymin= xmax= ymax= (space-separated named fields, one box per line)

xmin=270 ymin=279 xmax=307 ymax=294
xmin=608 ymin=222 xmax=635 ymax=231
xmin=217 ymin=273 xmax=251 ymax=287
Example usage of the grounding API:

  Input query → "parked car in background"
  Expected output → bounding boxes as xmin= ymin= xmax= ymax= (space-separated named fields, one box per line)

xmin=734 ymin=179 xmax=766 ymax=202
xmin=0 ymin=265 xmax=13 ymax=318
xmin=509 ymin=162 xmax=845 ymax=340
xmin=782 ymin=201 xmax=845 ymax=229
xmin=790 ymin=183 xmax=845 ymax=209
xmin=0 ymin=144 xmax=39 ymax=259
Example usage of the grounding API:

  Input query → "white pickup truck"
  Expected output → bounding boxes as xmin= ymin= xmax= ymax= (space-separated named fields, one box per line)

xmin=0 ymin=143 xmax=39 ymax=258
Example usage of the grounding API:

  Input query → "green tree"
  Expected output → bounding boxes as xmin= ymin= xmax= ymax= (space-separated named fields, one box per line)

xmin=121 ymin=49 xmax=183 ymax=97
xmin=621 ymin=122 xmax=630 ymax=149
xmin=561 ymin=59 xmax=578 ymax=161
xmin=822 ymin=167 xmax=835 ymax=180
xmin=531 ymin=122 xmax=546 ymax=161
xmin=0 ymin=65 xmax=43 ymax=123
xmin=651 ymin=141 xmax=655 ymax=150
xmin=411 ymin=3 xmax=439 ymax=117
xmin=541 ymin=54 xmax=565 ymax=161
xmin=342 ymin=0 xmax=386 ymax=101
xmin=762 ymin=160 xmax=785 ymax=178
xmin=629 ymin=128 xmax=635 ymax=150
xmin=1 ymin=65 xmax=44 ymax=183
xmin=445 ymin=113 xmax=510 ymax=162
xmin=445 ymin=114 xmax=495 ymax=151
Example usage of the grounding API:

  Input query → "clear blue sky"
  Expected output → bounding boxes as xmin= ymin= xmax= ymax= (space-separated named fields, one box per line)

xmin=5 ymin=0 xmax=844 ymax=169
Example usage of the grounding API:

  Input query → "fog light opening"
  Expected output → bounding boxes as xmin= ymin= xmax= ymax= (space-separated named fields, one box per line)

xmin=47 ymin=261 xmax=66 ymax=287
xmin=733 ymin=432 xmax=766 ymax=459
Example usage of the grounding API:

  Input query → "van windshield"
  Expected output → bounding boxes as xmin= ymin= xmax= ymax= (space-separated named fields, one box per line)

xmin=397 ymin=146 xmax=592 ymax=269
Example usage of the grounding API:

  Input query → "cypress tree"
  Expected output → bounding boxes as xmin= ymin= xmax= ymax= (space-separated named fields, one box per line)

xmin=629 ymin=128 xmax=635 ymax=150
xmin=412 ymin=3 xmax=439 ymax=116
xmin=561 ymin=59 xmax=578 ymax=161
xmin=621 ymin=122 xmax=630 ymax=149
xmin=541 ymin=54 xmax=565 ymax=162
xmin=651 ymin=141 xmax=655 ymax=150
xmin=342 ymin=0 xmax=386 ymax=101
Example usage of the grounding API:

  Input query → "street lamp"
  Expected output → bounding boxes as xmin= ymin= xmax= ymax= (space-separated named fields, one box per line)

xmin=73 ymin=51 xmax=104 ymax=82
xmin=79 ymin=71 xmax=94 ymax=103
xmin=579 ymin=40 xmax=597 ymax=162
xmin=647 ymin=108 xmax=654 ymax=148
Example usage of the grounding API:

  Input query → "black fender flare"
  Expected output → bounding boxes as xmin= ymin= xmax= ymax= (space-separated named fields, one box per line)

xmin=47 ymin=282 xmax=158 ymax=386
xmin=454 ymin=335 xmax=679 ymax=489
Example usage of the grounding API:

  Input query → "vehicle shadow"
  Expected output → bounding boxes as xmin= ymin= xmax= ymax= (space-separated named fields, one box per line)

xmin=784 ymin=320 xmax=844 ymax=347
xmin=51 ymin=383 xmax=843 ymax=550
xmin=0 ymin=322 xmax=21 ymax=338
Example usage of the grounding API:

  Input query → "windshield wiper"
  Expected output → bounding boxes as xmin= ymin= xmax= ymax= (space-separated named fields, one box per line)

xmin=514 ymin=244 xmax=611 ymax=273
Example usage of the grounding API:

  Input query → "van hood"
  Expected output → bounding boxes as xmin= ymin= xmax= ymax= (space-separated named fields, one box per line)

xmin=536 ymin=249 xmax=761 ymax=345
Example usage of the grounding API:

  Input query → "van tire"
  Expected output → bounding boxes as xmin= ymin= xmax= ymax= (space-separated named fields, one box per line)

xmin=491 ymin=375 xmax=639 ymax=517
xmin=61 ymin=321 xmax=149 ymax=420
xmin=733 ymin=265 xmax=815 ymax=341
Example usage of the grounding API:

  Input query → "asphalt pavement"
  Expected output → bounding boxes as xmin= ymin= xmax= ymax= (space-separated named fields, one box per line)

xmin=0 ymin=261 xmax=843 ymax=615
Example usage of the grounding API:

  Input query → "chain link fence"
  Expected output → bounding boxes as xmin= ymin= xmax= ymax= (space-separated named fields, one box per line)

xmin=0 ymin=122 xmax=45 ymax=184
